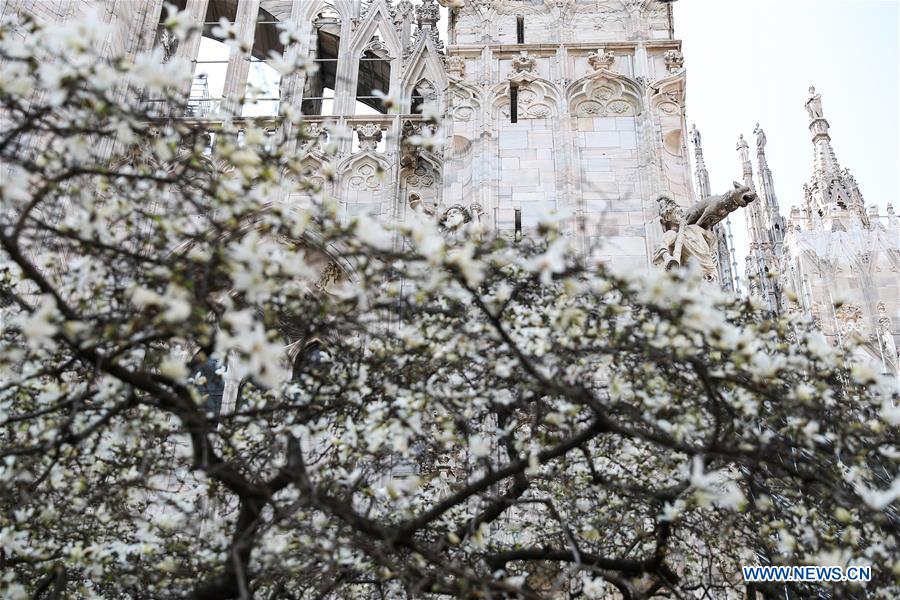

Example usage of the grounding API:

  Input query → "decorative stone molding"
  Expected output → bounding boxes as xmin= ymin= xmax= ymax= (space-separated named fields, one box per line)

xmin=355 ymin=123 xmax=383 ymax=152
xmin=300 ymin=123 xmax=328 ymax=153
xmin=415 ymin=78 xmax=437 ymax=105
xmin=587 ymin=48 xmax=615 ymax=71
xmin=649 ymin=70 xmax=685 ymax=120
xmin=663 ymin=49 xmax=684 ymax=73
xmin=393 ymin=0 xmax=414 ymax=28
xmin=400 ymin=119 xmax=441 ymax=167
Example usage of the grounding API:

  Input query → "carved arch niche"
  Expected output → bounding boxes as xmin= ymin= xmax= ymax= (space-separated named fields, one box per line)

xmin=567 ymin=71 xmax=643 ymax=118
xmin=492 ymin=76 xmax=560 ymax=120
xmin=650 ymin=73 xmax=686 ymax=155
xmin=447 ymin=81 xmax=481 ymax=124
xmin=400 ymin=153 xmax=442 ymax=219
xmin=293 ymin=154 xmax=332 ymax=204
xmin=337 ymin=152 xmax=391 ymax=214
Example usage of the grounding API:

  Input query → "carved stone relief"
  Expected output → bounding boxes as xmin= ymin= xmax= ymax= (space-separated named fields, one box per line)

xmin=569 ymin=75 xmax=641 ymax=117
xmin=587 ymin=48 xmax=615 ymax=71
xmin=355 ymin=123 xmax=383 ymax=152
xmin=348 ymin=163 xmax=383 ymax=191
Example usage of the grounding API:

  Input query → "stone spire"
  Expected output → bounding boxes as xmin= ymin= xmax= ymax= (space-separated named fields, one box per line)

xmin=393 ymin=1 xmax=415 ymax=55
xmin=738 ymin=132 xmax=781 ymax=310
xmin=689 ymin=123 xmax=710 ymax=198
xmin=803 ymin=85 xmax=867 ymax=229
xmin=690 ymin=124 xmax=737 ymax=292
xmin=753 ymin=123 xmax=786 ymax=244
xmin=413 ymin=0 xmax=443 ymax=51
xmin=806 ymin=86 xmax=841 ymax=177
xmin=737 ymin=133 xmax=763 ymax=247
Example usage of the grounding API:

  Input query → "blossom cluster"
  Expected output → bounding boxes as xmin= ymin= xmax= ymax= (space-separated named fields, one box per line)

xmin=0 ymin=10 xmax=897 ymax=600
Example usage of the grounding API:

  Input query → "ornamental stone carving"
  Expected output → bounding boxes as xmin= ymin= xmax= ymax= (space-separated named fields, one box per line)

xmin=300 ymin=123 xmax=327 ymax=152
xmin=835 ymin=304 xmax=863 ymax=336
xmin=499 ymin=86 xmax=555 ymax=119
xmin=348 ymin=163 xmax=383 ymax=190
xmin=406 ymin=164 xmax=435 ymax=188
xmin=408 ymin=193 xmax=438 ymax=216
xmin=663 ymin=49 xmax=684 ymax=73
xmin=877 ymin=302 xmax=892 ymax=332
xmin=158 ymin=28 xmax=178 ymax=63
xmin=314 ymin=261 xmax=343 ymax=293
xmin=496 ymin=74 xmax=558 ymax=120
xmin=355 ymin=123 xmax=383 ymax=152
xmin=587 ymin=48 xmax=615 ymax=71
xmin=569 ymin=75 xmax=642 ymax=117
xmin=511 ymin=50 xmax=537 ymax=74
xmin=652 ymin=183 xmax=758 ymax=281
xmin=446 ymin=56 xmax=465 ymax=78
xmin=363 ymin=36 xmax=390 ymax=57
xmin=416 ymin=0 xmax=441 ymax=28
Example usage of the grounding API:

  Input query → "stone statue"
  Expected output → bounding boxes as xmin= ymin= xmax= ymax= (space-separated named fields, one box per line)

xmin=682 ymin=181 xmax=757 ymax=229
xmin=689 ymin=123 xmax=701 ymax=150
xmin=440 ymin=204 xmax=472 ymax=230
xmin=736 ymin=134 xmax=750 ymax=163
xmin=753 ymin=123 xmax=766 ymax=151
xmin=652 ymin=183 xmax=758 ymax=280
xmin=159 ymin=28 xmax=178 ymax=63
xmin=806 ymin=85 xmax=824 ymax=120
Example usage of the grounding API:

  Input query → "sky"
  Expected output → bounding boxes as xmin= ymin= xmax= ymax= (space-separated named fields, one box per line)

xmin=674 ymin=0 xmax=899 ymax=282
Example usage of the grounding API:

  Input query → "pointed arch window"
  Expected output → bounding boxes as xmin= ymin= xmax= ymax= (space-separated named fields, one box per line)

xmin=241 ymin=2 xmax=288 ymax=117
xmin=356 ymin=37 xmax=392 ymax=114
xmin=302 ymin=6 xmax=341 ymax=115
xmin=187 ymin=0 xmax=239 ymax=117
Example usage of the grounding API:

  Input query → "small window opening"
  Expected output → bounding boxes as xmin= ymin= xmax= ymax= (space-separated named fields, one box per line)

xmin=514 ymin=208 xmax=522 ymax=242
xmin=516 ymin=16 xmax=524 ymax=44
xmin=509 ymin=84 xmax=518 ymax=123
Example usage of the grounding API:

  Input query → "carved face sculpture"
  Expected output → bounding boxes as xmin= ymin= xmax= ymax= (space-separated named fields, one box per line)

xmin=440 ymin=205 xmax=470 ymax=231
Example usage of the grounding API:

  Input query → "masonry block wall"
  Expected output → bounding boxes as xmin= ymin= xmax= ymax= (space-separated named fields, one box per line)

xmin=446 ymin=0 xmax=691 ymax=272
